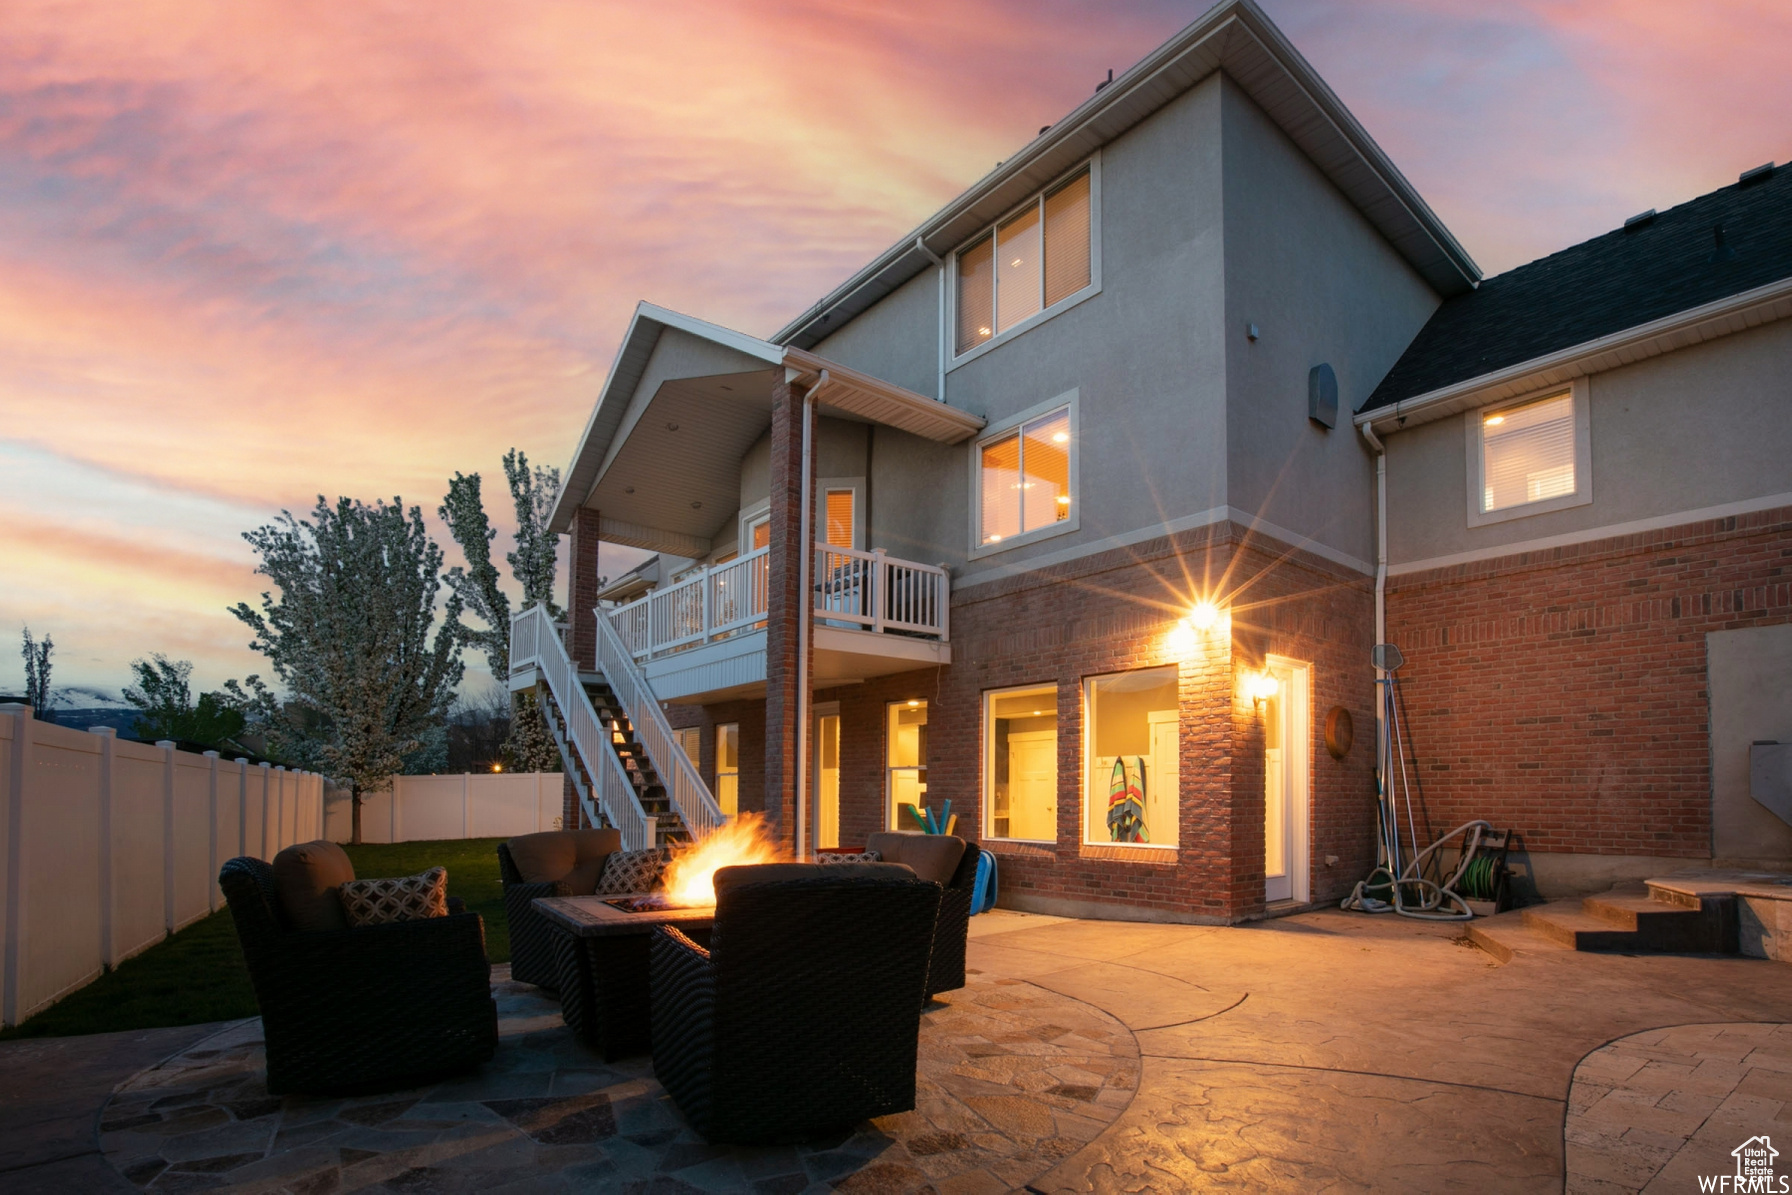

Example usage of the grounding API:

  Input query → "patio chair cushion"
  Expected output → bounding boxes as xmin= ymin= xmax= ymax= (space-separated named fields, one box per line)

xmin=597 ymin=847 xmax=671 ymax=895
xmin=339 ymin=867 xmax=448 ymax=927
xmin=866 ymin=832 xmax=966 ymax=887
xmin=506 ymin=828 xmax=622 ymax=894
xmin=271 ymin=840 xmax=356 ymax=932
xmin=814 ymin=851 xmax=881 ymax=865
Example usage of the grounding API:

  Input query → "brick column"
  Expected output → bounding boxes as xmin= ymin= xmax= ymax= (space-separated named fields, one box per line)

xmin=763 ymin=376 xmax=812 ymax=852
xmin=567 ymin=506 xmax=603 ymax=672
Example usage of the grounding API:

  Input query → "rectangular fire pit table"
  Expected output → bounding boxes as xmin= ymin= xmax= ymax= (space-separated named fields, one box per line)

xmin=533 ymin=895 xmax=716 ymax=1060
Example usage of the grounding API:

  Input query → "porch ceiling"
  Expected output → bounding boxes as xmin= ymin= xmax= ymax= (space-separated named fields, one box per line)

xmin=551 ymin=302 xmax=985 ymax=554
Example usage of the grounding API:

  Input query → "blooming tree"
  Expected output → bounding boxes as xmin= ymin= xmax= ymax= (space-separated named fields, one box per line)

xmin=439 ymin=449 xmax=562 ymax=773
xmin=231 ymin=496 xmax=465 ymax=843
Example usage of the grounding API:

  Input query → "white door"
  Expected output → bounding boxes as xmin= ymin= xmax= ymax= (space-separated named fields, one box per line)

xmin=1146 ymin=710 xmax=1179 ymax=844
xmin=1263 ymin=658 xmax=1311 ymax=904
xmin=1007 ymin=730 xmax=1058 ymax=841
xmin=815 ymin=712 xmax=840 ymax=850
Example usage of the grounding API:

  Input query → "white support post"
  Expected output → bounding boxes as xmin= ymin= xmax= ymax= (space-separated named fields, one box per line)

xmin=91 ymin=727 xmax=116 ymax=967
xmin=157 ymin=740 xmax=177 ymax=934
xmin=872 ymin=548 xmax=887 ymax=634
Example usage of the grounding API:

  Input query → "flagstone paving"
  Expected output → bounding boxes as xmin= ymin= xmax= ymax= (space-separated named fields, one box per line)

xmin=1565 ymin=1022 xmax=1792 ymax=1193
xmin=95 ymin=964 xmax=1139 ymax=1193
xmin=17 ymin=907 xmax=1792 ymax=1193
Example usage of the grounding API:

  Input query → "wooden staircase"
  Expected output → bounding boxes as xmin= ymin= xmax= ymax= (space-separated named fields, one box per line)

xmin=580 ymin=675 xmax=689 ymax=847
xmin=1468 ymin=882 xmax=1738 ymax=962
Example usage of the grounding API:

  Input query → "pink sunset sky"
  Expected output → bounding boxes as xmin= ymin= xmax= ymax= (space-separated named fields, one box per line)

xmin=3 ymin=0 xmax=1787 ymax=701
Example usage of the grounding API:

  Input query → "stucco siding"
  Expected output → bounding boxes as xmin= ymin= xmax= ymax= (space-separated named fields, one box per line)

xmin=1219 ymin=76 xmax=1439 ymax=570
xmin=943 ymin=77 xmax=1230 ymax=582
xmin=810 ymin=268 xmax=940 ymax=400
xmin=1385 ymin=316 xmax=1792 ymax=566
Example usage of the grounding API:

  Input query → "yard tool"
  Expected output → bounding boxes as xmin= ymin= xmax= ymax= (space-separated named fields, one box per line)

xmin=1341 ymin=644 xmax=1485 ymax=921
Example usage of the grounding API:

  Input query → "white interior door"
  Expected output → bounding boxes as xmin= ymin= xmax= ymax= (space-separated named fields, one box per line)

xmin=1146 ymin=710 xmax=1178 ymax=845
xmin=1007 ymin=730 xmax=1058 ymax=841
xmin=1263 ymin=658 xmax=1311 ymax=904
xmin=815 ymin=712 xmax=840 ymax=850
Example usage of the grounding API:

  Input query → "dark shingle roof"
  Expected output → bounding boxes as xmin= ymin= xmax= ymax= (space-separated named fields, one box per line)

xmin=1362 ymin=164 xmax=1792 ymax=413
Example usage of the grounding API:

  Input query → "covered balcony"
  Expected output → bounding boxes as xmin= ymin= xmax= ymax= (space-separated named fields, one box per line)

xmin=608 ymin=542 xmax=950 ymax=703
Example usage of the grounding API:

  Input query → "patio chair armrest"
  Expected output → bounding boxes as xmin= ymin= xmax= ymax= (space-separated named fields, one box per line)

xmin=276 ymin=912 xmax=491 ymax=1001
xmin=650 ymin=925 xmax=716 ymax=1134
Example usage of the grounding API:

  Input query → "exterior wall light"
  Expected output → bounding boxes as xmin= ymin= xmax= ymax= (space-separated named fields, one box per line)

xmin=1247 ymin=672 xmax=1279 ymax=706
xmin=492 ymin=762 xmax=504 ymax=773
xmin=1167 ymin=600 xmax=1227 ymax=657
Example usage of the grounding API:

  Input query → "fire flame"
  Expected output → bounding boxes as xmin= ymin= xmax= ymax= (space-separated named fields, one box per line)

xmin=660 ymin=813 xmax=782 ymax=907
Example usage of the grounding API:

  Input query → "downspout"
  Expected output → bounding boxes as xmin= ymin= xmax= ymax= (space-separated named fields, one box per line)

xmin=1359 ymin=419 xmax=1388 ymax=749
xmin=915 ymin=236 xmax=946 ymax=401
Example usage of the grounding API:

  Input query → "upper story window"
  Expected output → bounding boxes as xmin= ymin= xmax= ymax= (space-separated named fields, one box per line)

xmin=979 ymin=406 xmax=1071 ymax=547
xmin=954 ymin=164 xmax=1096 ymax=359
xmin=1467 ymin=380 xmax=1592 ymax=525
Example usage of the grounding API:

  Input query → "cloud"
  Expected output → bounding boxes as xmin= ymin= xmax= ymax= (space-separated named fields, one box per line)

xmin=0 ymin=0 xmax=1784 ymax=690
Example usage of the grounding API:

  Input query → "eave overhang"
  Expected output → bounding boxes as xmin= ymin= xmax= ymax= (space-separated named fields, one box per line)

xmin=772 ymin=0 xmax=1479 ymax=350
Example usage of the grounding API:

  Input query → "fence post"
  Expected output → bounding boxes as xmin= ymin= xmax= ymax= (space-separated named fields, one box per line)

xmin=463 ymin=773 xmax=471 ymax=839
xmin=157 ymin=740 xmax=177 ymax=935
xmin=90 ymin=727 xmax=117 ymax=967
xmin=2 ymin=704 xmax=31 ymax=1028
xmin=204 ymin=751 xmax=220 ymax=912
xmin=259 ymin=762 xmax=272 ymax=859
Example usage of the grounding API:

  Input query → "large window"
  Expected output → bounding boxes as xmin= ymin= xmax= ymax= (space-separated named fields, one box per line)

xmin=984 ymin=685 xmax=1059 ymax=842
xmin=979 ymin=407 xmax=1071 ymax=546
xmin=1084 ymin=667 xmax=1179 ymax=847
xmin=955 ymin=166 xmax=1094 ymax=356
xmin=715 ymin=723 xmax=739 ymax=816
xmin=1468 ymin=383 xmax=1591 ymax=524
xmin=886 ymin=700 xmax=928 ymax=831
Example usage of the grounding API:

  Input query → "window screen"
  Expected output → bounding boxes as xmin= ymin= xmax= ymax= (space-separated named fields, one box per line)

xmin=1482 ymin=393 xmax=1575 ymax=512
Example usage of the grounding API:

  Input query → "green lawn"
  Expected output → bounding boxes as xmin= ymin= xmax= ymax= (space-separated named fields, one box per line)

xmin=0 ymin=837 xmax=511 ymax=1041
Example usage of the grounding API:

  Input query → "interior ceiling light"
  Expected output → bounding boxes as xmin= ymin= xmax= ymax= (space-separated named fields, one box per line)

xmin=907 ymin=699 xmax=920 ymax=707
xmin=1052 ymin=432 xmax=1069 ymax=442
xmin=1485 ymin=414 xmax=1505 ymax=426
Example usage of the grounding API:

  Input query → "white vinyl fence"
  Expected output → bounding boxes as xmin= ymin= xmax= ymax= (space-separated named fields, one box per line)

xmin=1 ymin=706 xmax=325 ymax=1027
xmin=321 ymin=772 xmax=563 ymax=844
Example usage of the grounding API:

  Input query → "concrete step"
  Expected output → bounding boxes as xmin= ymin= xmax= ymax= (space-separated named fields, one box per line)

xmin=1521 ymin=901 xmax=1645 ymax=951
xmin=1466 ymin=909 xmax=1555 ymax=962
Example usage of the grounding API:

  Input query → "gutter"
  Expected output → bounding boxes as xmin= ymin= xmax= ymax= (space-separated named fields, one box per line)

xmin=794 ymin=369 xmax=835 ymax=859
xmin=913 ymin=236 xmax=947 ymax=402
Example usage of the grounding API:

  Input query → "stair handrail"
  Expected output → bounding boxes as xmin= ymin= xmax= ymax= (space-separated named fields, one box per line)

xmin=593 ymin=605 xmax=726 ymax=839
xmin=510 ymin=605 xmax=658 ymax=850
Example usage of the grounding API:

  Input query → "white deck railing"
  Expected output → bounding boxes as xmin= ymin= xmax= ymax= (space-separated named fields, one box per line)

xmin=509 ymin=605 xmax=658 ymax=850
xmin=608 ymin=543 xmax=947 ymax=662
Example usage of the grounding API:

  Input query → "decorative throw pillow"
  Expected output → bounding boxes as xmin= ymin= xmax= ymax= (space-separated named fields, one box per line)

xmin=815 ymin=851 xmax=881 ymax=865
xmin=596 ymin=847 xmax=670 ymax=895
xmin=339 ymin=867 xmax=448 ymax=927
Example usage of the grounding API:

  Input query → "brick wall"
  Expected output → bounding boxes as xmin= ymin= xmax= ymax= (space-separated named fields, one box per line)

xmin=1385 ymin=505 xmax=1792 ymax=859
xmin=816 ymin=521 xmax=1377 ymax=923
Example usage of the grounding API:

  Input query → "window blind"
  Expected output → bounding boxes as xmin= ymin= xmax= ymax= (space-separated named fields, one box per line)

xmin=1482 ymin=392 xmax=1575 ymax=512
xmin=825 ymin=489 xmax=854 ymax=548
xmin=1043 ymin=170 xmax=1092 ymax=306
xmin=996 ymin=204 xmax=1042 ymax=333
xmin=956 ymin=234 xmax=995 ymax=354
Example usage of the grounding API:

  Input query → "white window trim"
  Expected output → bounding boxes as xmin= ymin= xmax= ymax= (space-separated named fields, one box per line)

xmin=981 ymin=683 xmax=1061 ymax=846
xmin=967 ymin=390 xmax=1080 ymax=560
xmin=1465 ymin=377 xmax=1593 ymax=527
xmin=947 ymin=154 xmax=1102 ymax=372
xmin=738 ymin=500 xmax=770 ymax=555
xmin=1080 ymin=667 xmax=1180 ymax=851
xmin=817 ymin=477 xmax=865 ymax=549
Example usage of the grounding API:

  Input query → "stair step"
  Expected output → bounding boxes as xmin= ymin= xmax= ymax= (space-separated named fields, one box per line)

xmin=1521 ymin=902 xmax=1647 ymax=951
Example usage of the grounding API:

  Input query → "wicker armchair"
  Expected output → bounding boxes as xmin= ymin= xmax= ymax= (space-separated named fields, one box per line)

xmin=498 ymin=828 xmax=622 ymax=990
xmin=218 ymin=856 xmax=497 ymax=1095
xmin=865 ymin=832 xmax=981 ymax=999
xmin=650 ymin=862 xmax=941 ymax=1144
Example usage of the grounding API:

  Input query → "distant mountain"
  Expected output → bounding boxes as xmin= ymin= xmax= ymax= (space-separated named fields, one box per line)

xmin=42 ymin=707 xmax=147 ymax=739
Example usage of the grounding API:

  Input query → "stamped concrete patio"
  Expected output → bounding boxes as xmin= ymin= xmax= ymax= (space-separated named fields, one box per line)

xmin=4 ymin=907 xmax=1790 ymax=1193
